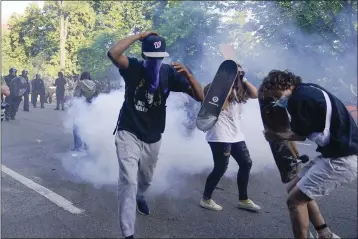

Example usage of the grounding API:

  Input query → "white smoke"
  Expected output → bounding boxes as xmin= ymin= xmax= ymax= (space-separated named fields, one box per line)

xmin=61 ymin=89 xmax=275 ymax=194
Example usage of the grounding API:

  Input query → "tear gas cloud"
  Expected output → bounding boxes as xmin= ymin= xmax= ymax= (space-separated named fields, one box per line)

xmin=61 ymin=3 xmax=357 ymax=196
xmin=61 ymin=90 xmax=273 ymax=195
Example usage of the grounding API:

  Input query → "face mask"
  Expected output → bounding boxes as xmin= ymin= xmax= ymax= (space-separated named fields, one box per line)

xmin=274 ymin=95 xmax=289 ymax=108
xmin=143 ymin=58 xmax=163 ymax=93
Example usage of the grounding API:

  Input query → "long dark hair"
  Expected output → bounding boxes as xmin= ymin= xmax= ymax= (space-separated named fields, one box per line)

xmin=229 ymin=63 xmax=249 ymax=104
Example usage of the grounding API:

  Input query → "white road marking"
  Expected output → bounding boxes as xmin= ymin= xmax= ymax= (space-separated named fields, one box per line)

xmin=296 ymin=142 xmax=311 ymax=146
xmin=1 ymin=164 xmax=85 ymax=214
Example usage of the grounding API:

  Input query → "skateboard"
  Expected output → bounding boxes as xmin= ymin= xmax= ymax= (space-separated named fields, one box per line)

xmin=259 ymin=96 xmax=309 ymax=183
xmin=196 ymin=60 xmax=238 ymax=131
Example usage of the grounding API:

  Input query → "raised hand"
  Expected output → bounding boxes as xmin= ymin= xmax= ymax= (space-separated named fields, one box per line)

xmin=172 ymin=62 xmax=191 ymax=78
xmin=138 ymin=31 xmax=158 ymax=41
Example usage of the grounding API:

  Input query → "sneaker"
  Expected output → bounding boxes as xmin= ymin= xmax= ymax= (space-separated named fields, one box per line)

xmin=238 ymin=199 xmax=261 ymax=211
xmin=137 ymin=199 xmax=150 ymax=215
xmin=317 ymin=232 xmax=340 ymax=239
xmin=200 ymin=199 xmax=223 ymax=211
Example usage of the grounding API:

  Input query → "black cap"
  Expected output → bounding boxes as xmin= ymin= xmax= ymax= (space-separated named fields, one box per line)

xmin=142 ymin=34 xmax=169 ymax=58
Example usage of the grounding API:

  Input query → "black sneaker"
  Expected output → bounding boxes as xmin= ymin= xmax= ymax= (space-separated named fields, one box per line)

xmin=136 ymin=199 xmax=150 ymax=215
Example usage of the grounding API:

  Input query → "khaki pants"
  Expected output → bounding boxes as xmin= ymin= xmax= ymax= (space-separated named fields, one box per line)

xmin=297 ymin=154 xmax=357 ymax=199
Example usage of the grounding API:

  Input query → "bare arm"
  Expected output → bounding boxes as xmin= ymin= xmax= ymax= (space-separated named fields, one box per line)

xmin=107 ymin=31 xmax=157 ymax=69
xmin=107 ymin=34 xmax=139 ymax=69
xmin=264 ymin=129 xmax=306 ymax=141
xmin=243 ymin=78 xmax=258 ymax=99
xmin=172 ymin=62 xmax=204 ymax=102
xmin=278 ymin=131 xmax=306 ymax=141
xmin=185 ymin=74 xmax=204 ymax=102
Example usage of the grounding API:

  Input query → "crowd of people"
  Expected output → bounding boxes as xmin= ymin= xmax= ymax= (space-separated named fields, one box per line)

xmin=106 ymin=32 xmax=357 ymax=239
xmin=1 ymin=30 xmax=357 ymax=239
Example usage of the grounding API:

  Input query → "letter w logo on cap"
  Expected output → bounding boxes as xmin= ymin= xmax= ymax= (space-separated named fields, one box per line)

xmin=154 ymin=41 xmax=161 ymax=49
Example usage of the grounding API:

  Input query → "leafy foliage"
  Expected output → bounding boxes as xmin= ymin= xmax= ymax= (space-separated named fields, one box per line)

xmin=2 ymin=0 xmax=357 ymax=100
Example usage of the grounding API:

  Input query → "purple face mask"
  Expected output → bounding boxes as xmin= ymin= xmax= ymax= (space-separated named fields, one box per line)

xmin=143 ymin=58 xmax=163 ymax=93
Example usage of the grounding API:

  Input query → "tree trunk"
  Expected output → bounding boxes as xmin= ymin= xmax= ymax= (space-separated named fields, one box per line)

xmin=59 ymin=0 xmax=66 ymax=72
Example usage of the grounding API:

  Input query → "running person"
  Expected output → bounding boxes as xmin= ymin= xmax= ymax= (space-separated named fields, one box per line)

xmin=107 ymin=32 xmax=203 ymax=239
xmin=200 ymin=64 xmax=261 ymax=212
xmin=261 ymin=70 xmax=358 ymax=239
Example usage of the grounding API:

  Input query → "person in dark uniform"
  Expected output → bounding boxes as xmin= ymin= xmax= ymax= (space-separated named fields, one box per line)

xmin=3 ymin=68 xmax=17 ymax=102
xmin=54 ymin=72 xmax=66 ymax=111
xmin=21 ymin=70 xmax=30 ymax=112
xmin=32 ymin=74 xmax=46 ymax=108
xmin=4 ymin=67 xmax=17 ymax=87
xmin=5 ymin=74 xmax=27 ymax=120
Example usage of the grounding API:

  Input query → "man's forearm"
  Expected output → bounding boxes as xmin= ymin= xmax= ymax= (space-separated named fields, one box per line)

xmin=108 ymin=34 xmax=140 ymax=59
xmin=187 ymin=74 xmax=204 ymax=102
xmin=278 ymin=131 xmax=306 ymax=141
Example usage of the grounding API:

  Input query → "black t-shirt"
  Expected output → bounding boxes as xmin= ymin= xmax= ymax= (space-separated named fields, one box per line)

xmin=288 ymin=83 xmax=358 ymax=158
xmin=115 ymin=57 xmax=191 ymax=143
xmin=55 ymin=77 xmax=66 ymax=91
xmin=32 ymin=79 xmax=45 ymax=94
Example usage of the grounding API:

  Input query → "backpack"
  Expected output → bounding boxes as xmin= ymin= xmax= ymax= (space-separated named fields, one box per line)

xmin=78 ymin=79 xmax=97 ymax=100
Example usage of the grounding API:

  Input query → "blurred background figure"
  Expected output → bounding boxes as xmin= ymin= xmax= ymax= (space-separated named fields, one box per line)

xmin=1 ymin=84 xmax=10 ymax=122
xmin=21 ymin=70 xmax=30 ymax=112
xmin=54 ymin=72 xmax=66 ymax=111
xmin=3 ymin=68 xmax=17 ymax=102
xmin=44 ymin=76 xmax=55 ymax=104
xmin=31 ymin=74 xmax=46 ymax=108
xmin=5 ymin=73 xmax=27 ymax=120
xmin=72 ymin=71 xmax=98 ymax=152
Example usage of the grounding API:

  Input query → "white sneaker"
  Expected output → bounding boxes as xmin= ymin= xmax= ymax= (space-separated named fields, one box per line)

xmin=200 ymin=199 xmax=223 ymax=211
xmin=238 ymin=199 xmax=261 ymax=211
xmin=316 ymin=232 xmax=340 ymax=239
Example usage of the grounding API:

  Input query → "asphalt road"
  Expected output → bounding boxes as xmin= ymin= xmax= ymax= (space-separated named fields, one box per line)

xmin=1 ymin=103 xmax=357 ymax=238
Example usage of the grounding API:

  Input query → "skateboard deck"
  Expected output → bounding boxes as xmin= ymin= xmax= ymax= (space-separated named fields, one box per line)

xmin=259 ymin=96 xmax=307 ymax=183
xmin=196 ymin=60 xmax=238 ymax=131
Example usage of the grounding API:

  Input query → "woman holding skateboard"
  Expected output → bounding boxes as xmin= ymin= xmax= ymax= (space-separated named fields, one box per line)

xmin=199 ymin=64 xmax=261 ymax=212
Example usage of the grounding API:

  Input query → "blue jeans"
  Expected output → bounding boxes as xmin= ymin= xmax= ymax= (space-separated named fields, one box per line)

xmin=73 ymin=124 xmax=88 ymax=151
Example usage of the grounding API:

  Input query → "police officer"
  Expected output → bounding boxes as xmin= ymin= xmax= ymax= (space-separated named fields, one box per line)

xmin=5 ymin=73 xmax=27 ymax=120
xmin=54 ymin=72 xmax=66 ymax=111
xmin=2 ymin=68 xmax=17 ymax=102
xmin=32 ymin=74 xmax=46 ymax=108
xmin=21 ymin=70 xmax=30 ymax=112
xmin=4 ymin=67 xmax=17 ymax=87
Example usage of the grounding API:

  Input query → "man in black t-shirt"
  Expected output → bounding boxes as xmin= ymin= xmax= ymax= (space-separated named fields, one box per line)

xmin=261 ymin=70 xmax=358 ymax=239
xmin=107 ymin=32 xmax=203 ymax=239
xmin=54 ymin=72 xmax=66 ymax=110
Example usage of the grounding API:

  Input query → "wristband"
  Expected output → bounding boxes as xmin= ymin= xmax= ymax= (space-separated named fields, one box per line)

xmin=242 ymin=77 xmax=248 ymax=83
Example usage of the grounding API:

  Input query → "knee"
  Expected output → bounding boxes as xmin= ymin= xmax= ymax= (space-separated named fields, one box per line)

xmin=240 ymin=158 xmax=253 ymax=171
xmin=213 ymin=160 xmax=229 ymax=175
xmin=118 ymin=171 xmax=138 ymax=186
